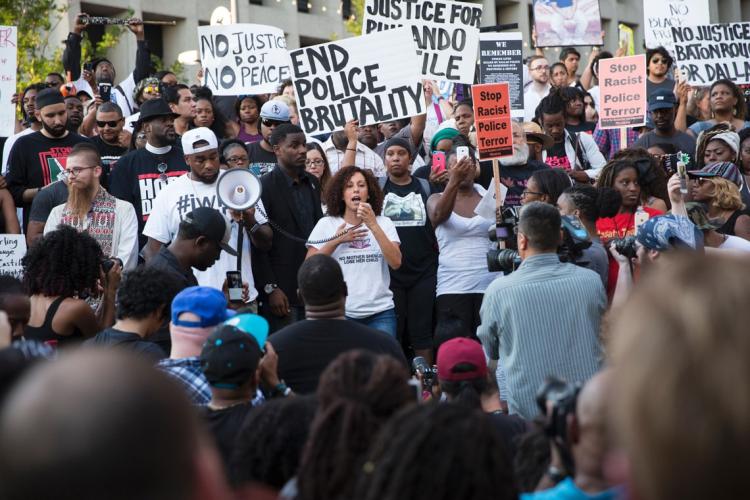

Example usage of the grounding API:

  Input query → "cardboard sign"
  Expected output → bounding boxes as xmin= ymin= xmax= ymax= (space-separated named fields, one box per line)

xmin=644 ymin=0 xmax=709 ymax=54
xmin=362 ymin=0 xmax=482 ymax=83
xmin=198 ymin=24 xmax=292 ymax=95
xmin=672 ymin=23 xmax=750 ymax=86
xmin=0 ymin=26 xmax=17 ymax=138
xmin=479 ymin=32 xmax=524 ymax=119
xmin=598 ymin=55 xmax=647 ymax=129
xmin=0 ymin=234 xmax=25 ymax=279
xmin=290 ymin=29 xmax=424 ymax=136
xmin=471 ymin=83 xmax=513 ymax=160
xmin=532 ymin=0 xmax=602 ymax=47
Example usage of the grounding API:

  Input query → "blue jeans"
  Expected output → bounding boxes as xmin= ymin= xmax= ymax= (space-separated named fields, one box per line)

xmin=347 ymin=308 xmax=397 ymax=338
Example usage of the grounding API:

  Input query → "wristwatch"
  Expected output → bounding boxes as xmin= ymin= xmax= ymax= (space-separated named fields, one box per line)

xmin=264 ymin=283 xmax=278 ymax=295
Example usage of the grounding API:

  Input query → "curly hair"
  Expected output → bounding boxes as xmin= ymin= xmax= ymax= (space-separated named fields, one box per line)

xmin=296 ymin=350 xmax=413 ymax=500
xmin=530 ymin=168 xmax=572 ymax=205
xmin=613 ymin=148 xmax=670 ymax=209
xmin=115 ymin=267 xmax=180 ymax=322
xmin=230 ymin=395 xmax=318 ymax=489
xmin=710 ymin=79 xmax=746 ymax=120
xmin=234 ymin=94 xmax=263 ymax=120
xmin=22 ymin=225 xmax=103 ymax=298
xmin=190 ymin=93 xmax=232 ymax=140
xmin=595 ymin=159 xmax=638 ymax=190
xmin=323 ymin=166 xmax=384 ymax=217
xmin=353 ymin=403 xmax=518 ymax=500
xmin=707 ymin=177 xmax=744 ymax=211
xmin=536 ymin=87 xmax=566 ymax=123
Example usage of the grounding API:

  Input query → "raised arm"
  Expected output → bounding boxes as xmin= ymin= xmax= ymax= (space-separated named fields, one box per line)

xmin=62 ymin=14 xmax=87 ymax=81
xmin=426 ymin=157 xmax=474 ymax=226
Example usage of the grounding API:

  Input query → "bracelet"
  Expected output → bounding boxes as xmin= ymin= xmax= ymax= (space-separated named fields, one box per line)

xmin=346 ymin=147 xmax=357 ymax=152
xmin=271 ymin=381 xmax=291 ymax=398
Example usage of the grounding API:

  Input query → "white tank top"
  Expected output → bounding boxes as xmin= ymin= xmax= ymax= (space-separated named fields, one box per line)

xmin=435 ymin=184 xmax=500 ymax=296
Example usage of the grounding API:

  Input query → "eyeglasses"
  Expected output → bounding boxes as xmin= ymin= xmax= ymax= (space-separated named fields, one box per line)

xmin=225 ymin=156 xmax=249 ymax=164
xmin=96 ymin=119 xmax=122 ymax=128
xmin=262 ymin=118 xmax=286 ymax=127
xmin=305 ymin=159 xmax=324 ymax=166
xmin=521 ymin=189 xmax=544 ymax=197
xmin=531 ymin=65 xmax=549 ymax=71
xmin=64 ymin=166 xmax=96 ymax=177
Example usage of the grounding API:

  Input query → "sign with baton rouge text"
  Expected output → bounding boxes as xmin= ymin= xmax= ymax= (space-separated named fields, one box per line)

xmin=479 ymin=32 xmax=524 ymax=119
xmin=0 ymin=26 xmax=17 ymax=137
xmin=362 ymin=0 xmax=482 ymax=83
xmin=672 ymin=22 xmax=750 ymax=85
xmin=290 ymin=28 xmax=424 ymax=136
xmin=643 ymin=0 xmax=709 ymax=54
xmin=471 ymin=83 xmax=513 ymax=160
xmin=198 ymin=24 xmax=291 ymax=95
xmin=598 ymin=55 xmax=646 ymax=129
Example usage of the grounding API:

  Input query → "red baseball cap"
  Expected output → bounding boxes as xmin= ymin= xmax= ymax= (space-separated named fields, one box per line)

xmin=437 ymin=338 xmax=488 ymax=381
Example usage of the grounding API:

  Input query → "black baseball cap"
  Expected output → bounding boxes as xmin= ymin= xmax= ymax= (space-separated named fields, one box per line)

xmin=138 ymin=98 xmax=180 ymax=122
xmin=200 ymin=324 xmax=262 ymax=388
xmin=648 ymin=89 xmax=677 ymax=111
xmin=183 ymin=207 xmax=237 ymax=256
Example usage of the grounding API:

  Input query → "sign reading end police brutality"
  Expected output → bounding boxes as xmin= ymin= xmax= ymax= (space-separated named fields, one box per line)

xmin=290 ymin=29 xmax=424 ymax=136
xmin=599 ymin=55 xmax=647 ymax=129
xmin=362 ymin=0 xmax=482 ymax=83
xmin=471 ymin=83 xmax=513 ymax=160
xmin=672 ymin=23 xmax=750 ymax=85
xmin=199 ymin=24 xmax=291 ymax=95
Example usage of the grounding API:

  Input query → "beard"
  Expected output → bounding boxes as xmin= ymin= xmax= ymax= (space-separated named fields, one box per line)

xmin=42 ymin=120 xmax=66 ymax=138
xmin=499 ymin=143 xmax=530 ymax=167
xmin=67 ymin=182 xmax=98 ymax=217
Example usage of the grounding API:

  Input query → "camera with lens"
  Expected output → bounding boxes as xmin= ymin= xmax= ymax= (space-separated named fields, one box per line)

xmin=101 ymin=257 xmax=123 ymax=273
xmin=487 ymin=207 xmax=521 ymax=274
xmin=412 ymin=356 xmax=438 ymax=390
xmin=536 ymin=376 xmax=581 ymax=475
xmin=611 ymin=235 xmax=637 ymax=260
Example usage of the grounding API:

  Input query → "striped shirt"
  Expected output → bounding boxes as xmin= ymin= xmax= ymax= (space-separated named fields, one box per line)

xmin=478 ymin=254 xmax=606 ymax=420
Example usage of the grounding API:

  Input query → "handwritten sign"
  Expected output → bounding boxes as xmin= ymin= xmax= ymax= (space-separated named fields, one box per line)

xmin=644 ymin=0 xmax=709 ymax=54
xmin=0 ymin=26 xmax=17 ymax=138
xmin=599 ymin=55 xmax=647 ymax=129
xmin=479 ymin=32 xmax=524 ymax=119
xmin=198 ymin=24 xmax=291 ymax=95
xmin=672 ymin=22 xmax=750 ymax=85
xmin=290 ymin=29 xmax=424 ymax=136
xmin=471 ymin=83 xmax=513 ymax=160
xmin=0 ymin=234 xmax=25 ymax=279
xmin=362 ymin=0 xmax=482 ymax=83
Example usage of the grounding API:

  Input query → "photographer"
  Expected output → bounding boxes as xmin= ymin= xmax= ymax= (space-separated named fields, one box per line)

xmin=478 ymin=202 xmax=605 ymax=420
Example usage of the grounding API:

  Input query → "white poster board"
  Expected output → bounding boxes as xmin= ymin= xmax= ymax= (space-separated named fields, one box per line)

xmin=644 ymin=0 xmax=710 ymax=54
xmin=0 ymin=26 xmax=17 ymax=138
xmin=0 ymin=234 xmax=25 ymax=279
xmin=362 ymin=0 xmax=482 ymax=84
xmin=290 ymin=28 xmax=425 ymax=136
xmin=672 ymin=23 xmax=750 ymax=86
xmin=198 ymin=24 xmax=292 ymax=95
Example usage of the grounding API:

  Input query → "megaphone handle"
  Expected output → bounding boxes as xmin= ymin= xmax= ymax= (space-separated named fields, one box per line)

xmin=235 ymin=222 xmax=244 ymax=273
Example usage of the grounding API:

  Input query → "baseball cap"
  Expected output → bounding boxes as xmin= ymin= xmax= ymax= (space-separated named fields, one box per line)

xmin=685 ymin=202 xmax=721 ymax=230
xmin=183 ymin=207 xmax=237 ymax=256
xmin=636 ymin=214 xmax=703 ymax=252
xmin=182 ymin=127 xmax=219 ymax=154
xmin=260 ymin=100 xmax=290 ymax=122
xmin=171 ymin=286 xmax=236 ymax=328
xmin=200 ymin=324 xmax=263 ymax=388
xmin=523 ymin=121 xmax=554 ymax=149
xmin=648 ymin=89 xmax=677 ymax=111
xmin=436 ymin=337 xmax=488 ymax=382
xmin=223 ymin=313 xmax=270 ymax=352
xmin=687 ymin=162 xmax=743 ymax=187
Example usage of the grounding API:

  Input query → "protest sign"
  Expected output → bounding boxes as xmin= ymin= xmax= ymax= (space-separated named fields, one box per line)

xmin=598 ymin=55 xmax=647 ymax=129
xmin=471 ymin=83 xmax=513 ymax=160
xmin=198 ymin=24 xmax=291 ymax=95
xmin=0 ymin=26 xmax=17 ymax=138
xmin=0 ymin=234 xmax=25 ymax=279
xmin=644 ymin=0 xmax=709 ymax=54
xmin=672 ymin=22 xmax=750 ymax=86
xmin=290 ymin=28 xmax=424 ymax=136
xmin=362 ymin=0 xmax=482 ymax=83
xmin=479 ymin=32 xmax=524 ymax=119
xmin=532 ymin=0 xmax=602 ymax=47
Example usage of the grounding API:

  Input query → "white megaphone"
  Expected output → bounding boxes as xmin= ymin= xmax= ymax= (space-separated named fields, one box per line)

xmin=216 ymin=168 xmax=263 ymax=211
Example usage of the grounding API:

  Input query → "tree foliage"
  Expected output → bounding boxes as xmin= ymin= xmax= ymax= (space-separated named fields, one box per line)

xmin=344 ymin=0 xmax=364 ymax=36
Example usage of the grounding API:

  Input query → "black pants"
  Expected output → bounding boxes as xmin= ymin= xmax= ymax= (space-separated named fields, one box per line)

xmin=260 ymin=303 xmax=305 ymax=334
xmin=435 ymin=293 xmax=484 ymax=335
xmin=392 ymin=272 xmax=437 ymax=351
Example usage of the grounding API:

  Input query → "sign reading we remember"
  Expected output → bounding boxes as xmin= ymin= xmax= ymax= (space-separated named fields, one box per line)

xmin=672 ymin=23 xmax=750 ymax=85
xmin=471 ymin=83 xmax=513 ymax=160
xmin=598 ymin=55 xmax=647 ymax=129
xmin=0 ymin=26 xmax=17 ymax=137
xmin=198 ymin=24 xmax=291 ymax=95
xmin=362 ymin=0 xmax=482 ymax=83
xmin=0 ymin=235 xmax=26 ymax=279
xmin=643 ymin=0 xmax=709 ymax=54
xmin=290 ymin=29 xmax=424 ymax=136
xmin=479 ymin=32 xmax=524 ymax=119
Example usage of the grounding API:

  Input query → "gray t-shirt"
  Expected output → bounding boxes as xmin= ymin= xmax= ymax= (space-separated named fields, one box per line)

xmin=634 ymin=130 xmax=697 ymax=166
xmin=28 ymin=180 xmax=68 ymax=223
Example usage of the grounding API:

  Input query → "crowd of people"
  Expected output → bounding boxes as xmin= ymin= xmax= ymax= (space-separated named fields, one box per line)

xmin=0 ymin=12 xmax=749 ymax=500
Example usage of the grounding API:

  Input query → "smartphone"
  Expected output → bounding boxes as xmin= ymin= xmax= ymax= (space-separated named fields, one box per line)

xmin=226 ymin=271 xmax=243 ymax=302
xmin=408 ymin=378 xmax=422 ymax=402
xmin=676 ymin=160 xmax=689 ymax=196
xmin=457 ymin=146 xmax=470 ymax=162
xmin=83 ymin=61 xmax=94 ymax=72
xmin=431 ymin=151 xmax=446 ymax=174
xmin=98 ymin=82 xmax=112 ymax=102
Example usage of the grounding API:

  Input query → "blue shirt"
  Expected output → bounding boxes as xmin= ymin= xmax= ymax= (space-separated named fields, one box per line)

xmin=478 ymin=254 xmax=606 ymax=420
xmin=521 ymin=478 xmax=620 ymax=500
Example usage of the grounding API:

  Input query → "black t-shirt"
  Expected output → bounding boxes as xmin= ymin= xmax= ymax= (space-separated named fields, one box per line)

xmin=486 ymin=412 xmax=528 ymax=460
xmin=247 ymin=141 xmax=277 ymax=176
xmin=499 ymin=160 xmax=550 ymax=208
xmin=147 ymin=246 xmax=199 ymax=292
xmin=202 ymin=402 xmax=255 ymax=473
xmin=84 ymin=327 xmax=166 ymax=361
xmin=109 ymin=146 xmax=188 ymax=248
xmin=90 ymin=135 xmax=128 ymax=190
xmin=565 ymin=122 xmax=596 ymax=135
xmin=545 ymin=141 xmax=571 ymax=171
xmin=382 ymin=177 xmax=437 ymax=288
xmin=28 ymin=180 xmax=69 ymax=223
xmin=270 ymin=319 xmax=407 ymax=394
xmin=5 ymin=131 xmax=90 ymax=229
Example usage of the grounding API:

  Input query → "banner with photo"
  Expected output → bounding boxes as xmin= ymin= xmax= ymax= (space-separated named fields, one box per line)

xmin=532 ymin=0 xmax=603 ymax=47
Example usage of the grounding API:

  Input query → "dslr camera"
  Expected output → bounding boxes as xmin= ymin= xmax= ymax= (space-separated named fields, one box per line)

xmin=536 ymin=376 xmax=581 ymax=476
xmin=101 ymin=257 xmax=123 ymax=273
xmin=611 ymin=235 xmax=637 ymax=260
xmin=412 ymin=356 xmax=437 ymax=390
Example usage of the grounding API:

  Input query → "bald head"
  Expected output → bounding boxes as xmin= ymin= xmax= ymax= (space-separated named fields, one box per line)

xmin=576 ymin=369 xmax=611 ymax=428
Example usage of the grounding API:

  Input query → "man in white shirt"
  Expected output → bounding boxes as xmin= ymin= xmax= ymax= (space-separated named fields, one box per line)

xmin=323 ymin=130 xmax=385 ymax=177
xmin=524 ymin=56 xmax=552 ymax=122
xmin=142 ymin=128 xmax=273 ymax=304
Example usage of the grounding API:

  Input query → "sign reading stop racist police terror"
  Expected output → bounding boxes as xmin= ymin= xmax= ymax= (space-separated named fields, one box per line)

xmin=471 ymin=83 xmax=513 ymax=160
xmin=290 ymin=28 xmax=424 ymax=136
xmin=199 ymin=24 xmax=291 ymax=95
xmin=672 ymin=22 xmax=750 ymax=85
xmin=362 ymin=0 xmax=482 ymax=84
xmin=598 ymin=55 xmax=647 ymax=129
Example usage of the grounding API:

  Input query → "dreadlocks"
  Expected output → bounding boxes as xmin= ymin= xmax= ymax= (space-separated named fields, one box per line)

xmin=536 ymin=87 xmax=567 ymax=123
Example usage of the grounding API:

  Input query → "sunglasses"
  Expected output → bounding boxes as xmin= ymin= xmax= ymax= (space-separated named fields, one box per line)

xmin=262 ymin=118 xmax=287 ymax=127
xmin=96 ymin=119 xmax=122 ymax=128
